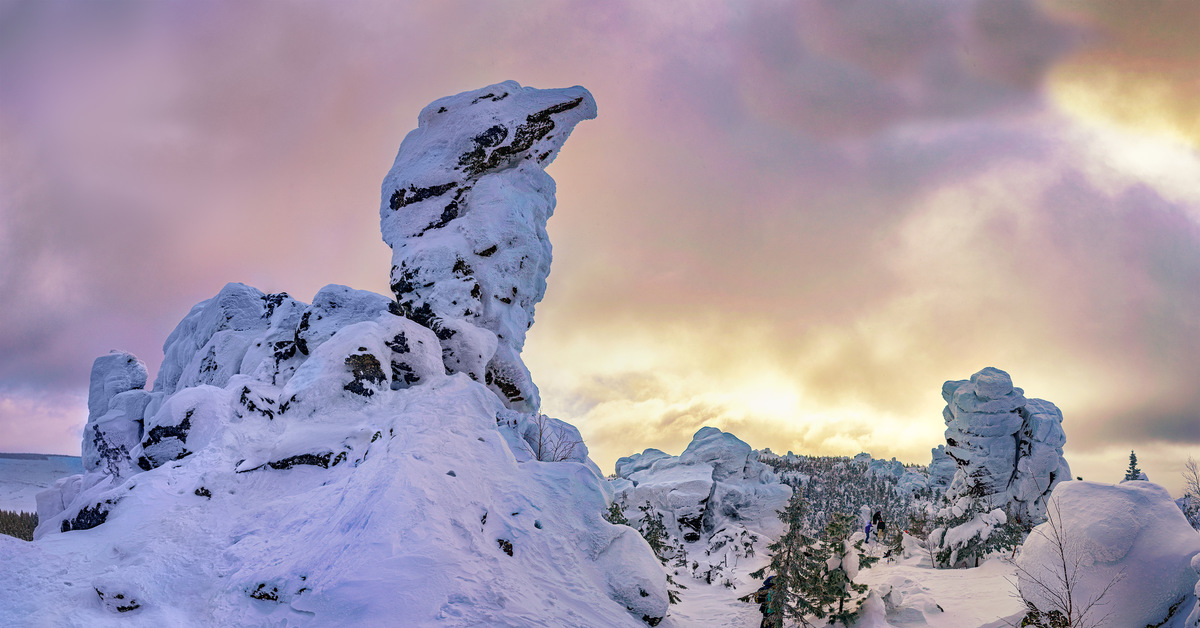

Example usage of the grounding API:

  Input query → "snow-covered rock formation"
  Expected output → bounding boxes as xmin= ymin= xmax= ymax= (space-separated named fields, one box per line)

xmin=380 ymin=80 xmax=596 ymax=413
xmin=2 ymin=82 xmax=670 ymax=627
xmin=1018 ymin=481 xmax=1200 ymax=628
xmin=940 ymin=367 xmax=1069 ymax=525
xmin=927 ymin=445 xmax=955 ymax=492
xmin=612 ymin=428 xmax=791 ymax=588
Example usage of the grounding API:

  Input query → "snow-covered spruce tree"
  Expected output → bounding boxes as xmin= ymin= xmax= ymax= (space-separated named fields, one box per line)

xmin=637 ymin=501 xmax=685 ymax=604
xmin=929 ymin=476 xmax=1022 ymax=568
xmin=605 ymin=501 xmax=630 ymax=526
xmin=1122 ymin=450 xmax=1145 ymax=482
xmin=817 ymin=512 xmax=878 ymax=625
xmin=751 ymin=492 xmax=824 ymax=627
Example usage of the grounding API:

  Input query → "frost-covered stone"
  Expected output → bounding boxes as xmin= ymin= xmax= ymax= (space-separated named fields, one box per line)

xmin=941 ymin=367 xmax=1069 ymax=525
xmin=11 ymin=82 xmax=667 ymax=627
xmin=380 ymin=81 xmax=597 ymax=412
xmin=87 ymin=351 xmax=148 ymax=419
xmin=155 ymin=283 xmax=277 ymax=394
xmin=1019 ymin=481 xmax=1200 ymax=628
xmin=81 ymin=352 xmax=150 ymax=478
xmin=615 ymin=448 xmax=670 ymax=478
xmin=134 ymin=385 xmax=230 ymax=470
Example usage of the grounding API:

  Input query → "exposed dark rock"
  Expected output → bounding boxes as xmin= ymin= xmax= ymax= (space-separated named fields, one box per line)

xmin=497 ymin=538 xmax=513 ymax=556
xmin=239 ymin=386 xmax=275 ymax=420
xmin=344 ymin=353 xmax=386 ymax=397
xmin=389 ymin=182 xmax=458 ymax=211
xmin=249 ymin=584 xmax=279 ymax=602
xmin=61 ymin=503 xmax=109 ymax=532
xmin=195 ymin=487 xmax=212 ymax=499
xmin=459 ymin=97 xmax=585 ymax=177
xmin=95 ymin=588 xmax=140 ymax=613
xmin=267 ymin=453 xmax=333 ymax=470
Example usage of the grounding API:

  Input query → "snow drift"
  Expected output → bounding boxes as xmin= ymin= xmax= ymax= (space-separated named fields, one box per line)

xmin=1 ymin=82 xmax=670 ymax=627
xmin=1017 ymin=480 xmax=1200 ymax=628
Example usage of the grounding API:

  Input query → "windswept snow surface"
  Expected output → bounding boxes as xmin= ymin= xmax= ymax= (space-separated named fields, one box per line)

xmin=855 ymin=551 xmax=1026 ymax=628
xmin=0 ymin=454 xmax=82 ymax=512
xmin=0 ymin=82 xmax=673 ymax=627
xmin=1018 ymin=480 xmax=1200 ymax=628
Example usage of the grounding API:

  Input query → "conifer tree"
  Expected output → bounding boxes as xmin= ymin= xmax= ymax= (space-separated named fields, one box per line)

xmin=604 ymin=501 xmax=629 ymax=526
xmin=817 ymin=512 xmax=878 ymax=624
xmin=1123 ymin=450 xmax=1143 ymax=481
xmin=751 ymin=492 xmax=823 ymax=627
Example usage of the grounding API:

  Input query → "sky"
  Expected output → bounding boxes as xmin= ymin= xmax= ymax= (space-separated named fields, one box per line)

xmin=1 ymin=0 xmax=1198 ymax=494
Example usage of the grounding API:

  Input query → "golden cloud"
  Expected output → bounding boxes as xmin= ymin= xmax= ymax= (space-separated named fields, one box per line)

xmin=1043 ymin=0 xmax=1200 ymax=146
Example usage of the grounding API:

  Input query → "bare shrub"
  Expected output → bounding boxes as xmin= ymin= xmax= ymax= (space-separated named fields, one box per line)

xmin=1008 ymin=501 xmax=1122 ymax=628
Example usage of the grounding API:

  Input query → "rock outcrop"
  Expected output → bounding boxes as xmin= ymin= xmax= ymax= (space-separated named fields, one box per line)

xmin=612 ymin=428 xmax=791 ymax=587
xmin=380 ymin=80 xmax=597 ymax=413
xmin=927 ymin=445 xmax=956 ymax=491
xmin=8 ymin=82 xmax=669 ymax=627
xmin=941 ymin=367 xmax=1069 ymax=525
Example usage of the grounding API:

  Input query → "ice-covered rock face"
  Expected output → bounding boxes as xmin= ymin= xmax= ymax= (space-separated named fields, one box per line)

xmin=941 ymin=367 xmax=1069 ymax=524
xmin=1019 ymin=481 xmax=1200 ymax=628
xmin=9 ymin=84 xmax=668 ymax=627
xmin=380 ymin=81 xmax=597 ymax=412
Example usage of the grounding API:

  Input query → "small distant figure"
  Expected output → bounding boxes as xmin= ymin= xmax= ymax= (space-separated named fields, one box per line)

xmin=870 ymin=510 xmax=883 ymax=542
xmin=754 ymin=575 xmax=776 ymax=628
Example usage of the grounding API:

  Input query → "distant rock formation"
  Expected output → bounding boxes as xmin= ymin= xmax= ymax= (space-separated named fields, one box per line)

xmin=927 ymin=445 xmax=956 ymax=491
xmin=941 ymin=367 xmax=1069 ymax=525
xmin=380 ymin=80 xmax=597 ymax=413
xmin=613 ymin=428 xmax=791 ymax=566
xmin=8 ymin=83 xmax=669 ymax=627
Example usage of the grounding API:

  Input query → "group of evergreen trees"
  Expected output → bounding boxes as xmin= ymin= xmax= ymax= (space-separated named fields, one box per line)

xmin=759 ymin=454 xmax=921 ymax=539
xmin=0 ymin=509 xmax=37 ymax=541
xmin=751 ymin=492 xmax=878 ymax=626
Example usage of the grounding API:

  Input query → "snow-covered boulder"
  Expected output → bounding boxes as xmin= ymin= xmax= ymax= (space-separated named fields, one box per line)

xmin=1018 ymin=481 xmax=1200 ymax=628
xmin=81 ymin=352 xmax=149 ymax=480
xmin=9 ymin=82 xmax=669 ymax=627
xmin=615 ymin=448 xmax=670 ymax=478
xmin=380 ymin=80 xmax=597 ymax=412
xmin=941 ymin=367 xmax=1069 ymax=524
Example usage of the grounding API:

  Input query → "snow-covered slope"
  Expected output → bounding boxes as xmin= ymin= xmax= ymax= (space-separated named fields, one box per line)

xmin=0 ymin=82 xmax=670 ymax=627
xmin=0 ymin=454 xmax=82 ymax=512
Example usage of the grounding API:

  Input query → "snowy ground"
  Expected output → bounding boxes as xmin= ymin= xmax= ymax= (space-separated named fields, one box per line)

xmin=658 ymin=541 xmax=1024 ymax=628
xmin=0 ymin=454 xmax=82 ymax=512
xmin=855 ymin=544 xmax=1026 ymax=628
xmin=660 ymin=552 xmax=770 ymax=628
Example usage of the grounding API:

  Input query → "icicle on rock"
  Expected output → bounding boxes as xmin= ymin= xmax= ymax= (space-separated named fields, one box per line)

xmin=380 ymin=80 xmax=598 ymax=412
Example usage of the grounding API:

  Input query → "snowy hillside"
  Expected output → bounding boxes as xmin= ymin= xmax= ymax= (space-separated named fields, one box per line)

xmin=0 ymin=82 xmax=674 ymax=627
xmin=0 ymin=453 xmax=82 ymax=512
